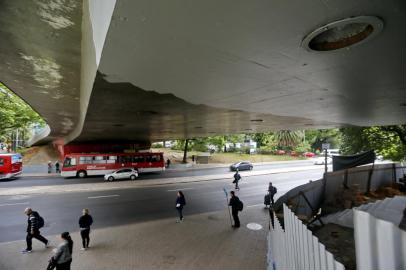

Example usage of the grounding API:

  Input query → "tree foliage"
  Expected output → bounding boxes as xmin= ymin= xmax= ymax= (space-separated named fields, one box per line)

xmin=274 ymin=130 xmax=303 ymax=149
xmin=340 ymin=126 xmax=406 ymax=161
xmin=0 ymin=82 xmax=45 ymax=140
xmin=305 ymin=129 xmax=341 ymax=152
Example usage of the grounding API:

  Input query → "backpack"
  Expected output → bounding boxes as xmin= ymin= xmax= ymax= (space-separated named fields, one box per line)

xmin=237 ymin=199 xmax=244 ymax=211
xmin=37 ymin=215 xmax=45 ymax=228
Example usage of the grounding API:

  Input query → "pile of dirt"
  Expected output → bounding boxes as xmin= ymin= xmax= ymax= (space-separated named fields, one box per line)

xmin=324 ymin=183 xmax=406 ymax=214
xmin=21 ymin=145 xmax=60 ymax=165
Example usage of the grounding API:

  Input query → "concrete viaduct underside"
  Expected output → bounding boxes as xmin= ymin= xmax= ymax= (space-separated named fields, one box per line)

xmin=1 ymin=0 xmax=405 ymax=147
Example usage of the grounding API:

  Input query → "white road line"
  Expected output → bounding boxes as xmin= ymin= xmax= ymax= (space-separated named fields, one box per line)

xmin=0 ymin=202 xmax=29 ymax=207
xmin=166 ymin=187 xmax=194 ymax=192
xmin=246 ymin=203 xmax=264 ymax=208
xmin=88 ymin=195 xmax=120 ymax=199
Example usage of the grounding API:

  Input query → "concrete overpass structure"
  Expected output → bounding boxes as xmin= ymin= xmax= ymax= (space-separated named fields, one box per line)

xmin=1 ymin=1 xmax=406 ymax=148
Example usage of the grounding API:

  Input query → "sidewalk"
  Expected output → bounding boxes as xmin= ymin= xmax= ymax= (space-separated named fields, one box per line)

xmin=1 ymin=165 xmax=324 ymax=196
xmin=0 ymin=206 xmax=269 ymax=270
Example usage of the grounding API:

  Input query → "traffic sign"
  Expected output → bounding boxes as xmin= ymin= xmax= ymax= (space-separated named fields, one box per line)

xmin=322 ymin=143 xmax=330 ymax=150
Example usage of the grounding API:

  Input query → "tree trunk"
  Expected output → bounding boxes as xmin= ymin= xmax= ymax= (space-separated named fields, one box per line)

xmin=182 ymin=139 xmax=189 ymax=163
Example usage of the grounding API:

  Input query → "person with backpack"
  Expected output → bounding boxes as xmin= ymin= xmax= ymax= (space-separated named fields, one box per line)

xmin=79 ymin=208 xmax=93 ymax=250
xmin=232 ymin=169 xmax=241 ymax=190
xmin=268 ymin=182 xmax=277 ymax=205
xmin=175 ymin=191 xmax=186 ymax=222
xmin=21 ymin=207 xmax=49 ymax=253
xmin=55 ymin=161 xmax=60 ymax=173
xmin=228 ymin=191 xmax=243 ymax=228
xmin=48 ymin=232 xmax=73 ymax=270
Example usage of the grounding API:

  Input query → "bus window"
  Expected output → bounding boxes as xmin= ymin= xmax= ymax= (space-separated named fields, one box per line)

xmin=133 ymin=156 xmax=145 ymax=163
xmin=93 ymin=156 xmax=106 ymax=164
xmin=0 ymin=158 xmax=4 ymax=166
xmin=146 ymin=155 xmax=159 ymax=162
xmin=79 ymin=156 xmax=93 ymax=164
xmin=107 ymin=156 xmax=117 ymax=164
xmin=63 ymin=157 xmax=76 ymax=167
xmin=118 ymin=156 xmax=132 ymax=163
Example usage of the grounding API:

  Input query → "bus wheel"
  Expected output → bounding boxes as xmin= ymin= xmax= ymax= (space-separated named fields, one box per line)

xmin=108 ymin=176 xmax=114 ymax=181
xmin=77 ymin=170 xmax=87 ymax=178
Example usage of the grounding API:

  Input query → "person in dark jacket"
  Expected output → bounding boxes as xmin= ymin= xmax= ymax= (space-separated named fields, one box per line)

xmin=78 ymin=208 xmax=93 ymax=250
xmin=52 ymin=232 xmax=73 ymax=270
xmin=55 ymin=161 xmax=60 ymax=173
xmin=268 ymin=182 xmax=277 ymax=205
xmin=22 ymin=207 xmax=49 ymax=253
xmin=228 ymin=191 xmax=241 ymax=228
xmin=233 ymin=169 xmax=241 ymax=190
xmin=175 ymin=191 xmax=186 ymax=222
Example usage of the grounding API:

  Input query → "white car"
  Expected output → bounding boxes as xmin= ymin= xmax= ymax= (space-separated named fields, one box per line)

xmin=104 ymin=168 xmax=138 ymax=181
xmin=314 ymin=156 xmax=332 ymax=165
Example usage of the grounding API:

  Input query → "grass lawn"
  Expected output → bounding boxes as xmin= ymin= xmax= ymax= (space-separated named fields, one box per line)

xmin=153 ymin=148 xmax=306 ymax=164
xmin=210 ymin=152 xmax=305 ymax=163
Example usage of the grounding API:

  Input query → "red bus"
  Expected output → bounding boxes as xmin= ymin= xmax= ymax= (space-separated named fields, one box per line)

xmin=0 ymin=153 xmax=23 ymax=179
xmin=61 ymin=152 xmax=165 ymax=178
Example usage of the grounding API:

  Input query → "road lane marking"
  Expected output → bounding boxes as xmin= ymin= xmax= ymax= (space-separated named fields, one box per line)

xmin=246 ymin=204 xmax=263 ymax=208
xmin=88 ymin=195 xmax=120 ymax=199
xmin=166 ymin=187 xmax=194 ymax=192
xmin=0 ymin=202 xmax=29 ymax=207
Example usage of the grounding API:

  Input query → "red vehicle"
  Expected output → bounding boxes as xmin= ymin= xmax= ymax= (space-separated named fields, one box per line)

xmin=61 ymin=152 xmax=165 ymax=178
xmin=0 ymin=153 xmax=23 ymax=179
xmin=275 ymin=150 xmax=286 ymax=155
xmin=303 ymin=152 xmax=316 ymax=158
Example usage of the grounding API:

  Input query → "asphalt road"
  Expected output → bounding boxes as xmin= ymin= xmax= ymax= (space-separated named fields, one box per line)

xmin=5 ymin=160 xmax=316 ymax=188
xmin=0 ymin=168 xmax=324 ymax=243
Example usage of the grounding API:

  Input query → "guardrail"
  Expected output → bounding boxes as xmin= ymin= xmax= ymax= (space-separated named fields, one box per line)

xmin=268 ymin=204 xmax=345 ymax=270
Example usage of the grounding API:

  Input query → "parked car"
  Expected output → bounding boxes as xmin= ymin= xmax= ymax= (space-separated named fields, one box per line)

xmin=104 ymin=168 xmax=139 ymax=181
xmin=275 ymin=150 xmax=286 ymax=155
xmin=303 ymin=152 xmax=316 ymax=158
xmin=314 ymin=156 xmax=332 ymax=165
xmin=230 ymin=161 xmax=253 ymax=171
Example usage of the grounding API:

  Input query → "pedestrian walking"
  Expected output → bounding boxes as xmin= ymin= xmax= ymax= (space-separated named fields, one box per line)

xmin=175 ymin=191 xmax=186 ymax=222
xmin=48 ymin=232 xmax=73 ymax=270
xmin=55 ymin=161 xmax=60 ymax=173
xmin=166 ymin=158 xmax=171 ymax=168
xmin=228 ymin=191 xmax=243 ymax=228
xmin=48 ymin=161 xmax=53 ymax=174
xmin=268 ymin=182 xmax=277 ymax=205
xmin=232 ymin=169 xmax=241 ymax=190
xmin=21 ymin=208 xmax=49 ymax=253
xmin=79 ymin=208 xmax=93 ymax=250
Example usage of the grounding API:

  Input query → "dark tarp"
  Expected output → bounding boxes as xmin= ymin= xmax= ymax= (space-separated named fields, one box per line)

xmin=332 ymin=150 xmax=376 ymax=172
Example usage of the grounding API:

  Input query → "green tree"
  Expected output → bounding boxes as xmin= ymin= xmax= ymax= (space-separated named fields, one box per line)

xmin=305 ymin=129 xmax=341 ymax=151
xmin=252 ymin=132 xmax=275 ymax=147
xmin=274 ymin=130 xmax=303 ymax=149
xmin=340 ymin=126 xmax=406 ymax=161
xmin=0 ymin=82 xmax=45 ymax=141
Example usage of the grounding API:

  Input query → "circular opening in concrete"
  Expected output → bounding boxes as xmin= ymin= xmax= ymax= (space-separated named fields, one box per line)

xmin=302 ymin=16 xmax=383 ymax=52
xmin=246 ymin=223 xmax=263 ymax=231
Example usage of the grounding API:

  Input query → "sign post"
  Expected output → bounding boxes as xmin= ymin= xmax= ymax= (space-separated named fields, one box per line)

xmin=223 ymin=188 xmax=233 ymax=226
xmin=322 ymin=143 xmax=330 ymax=174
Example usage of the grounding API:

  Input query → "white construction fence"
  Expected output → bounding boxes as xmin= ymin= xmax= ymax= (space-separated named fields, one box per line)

xmin=354 ymin=209 xmax=406 ymax=270
xmin=268 ymin=204 xmax=345 ymax=270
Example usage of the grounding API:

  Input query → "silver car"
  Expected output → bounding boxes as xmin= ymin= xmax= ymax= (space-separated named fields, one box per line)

xmin=104 ymin=168 xmax=138 ymax=181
